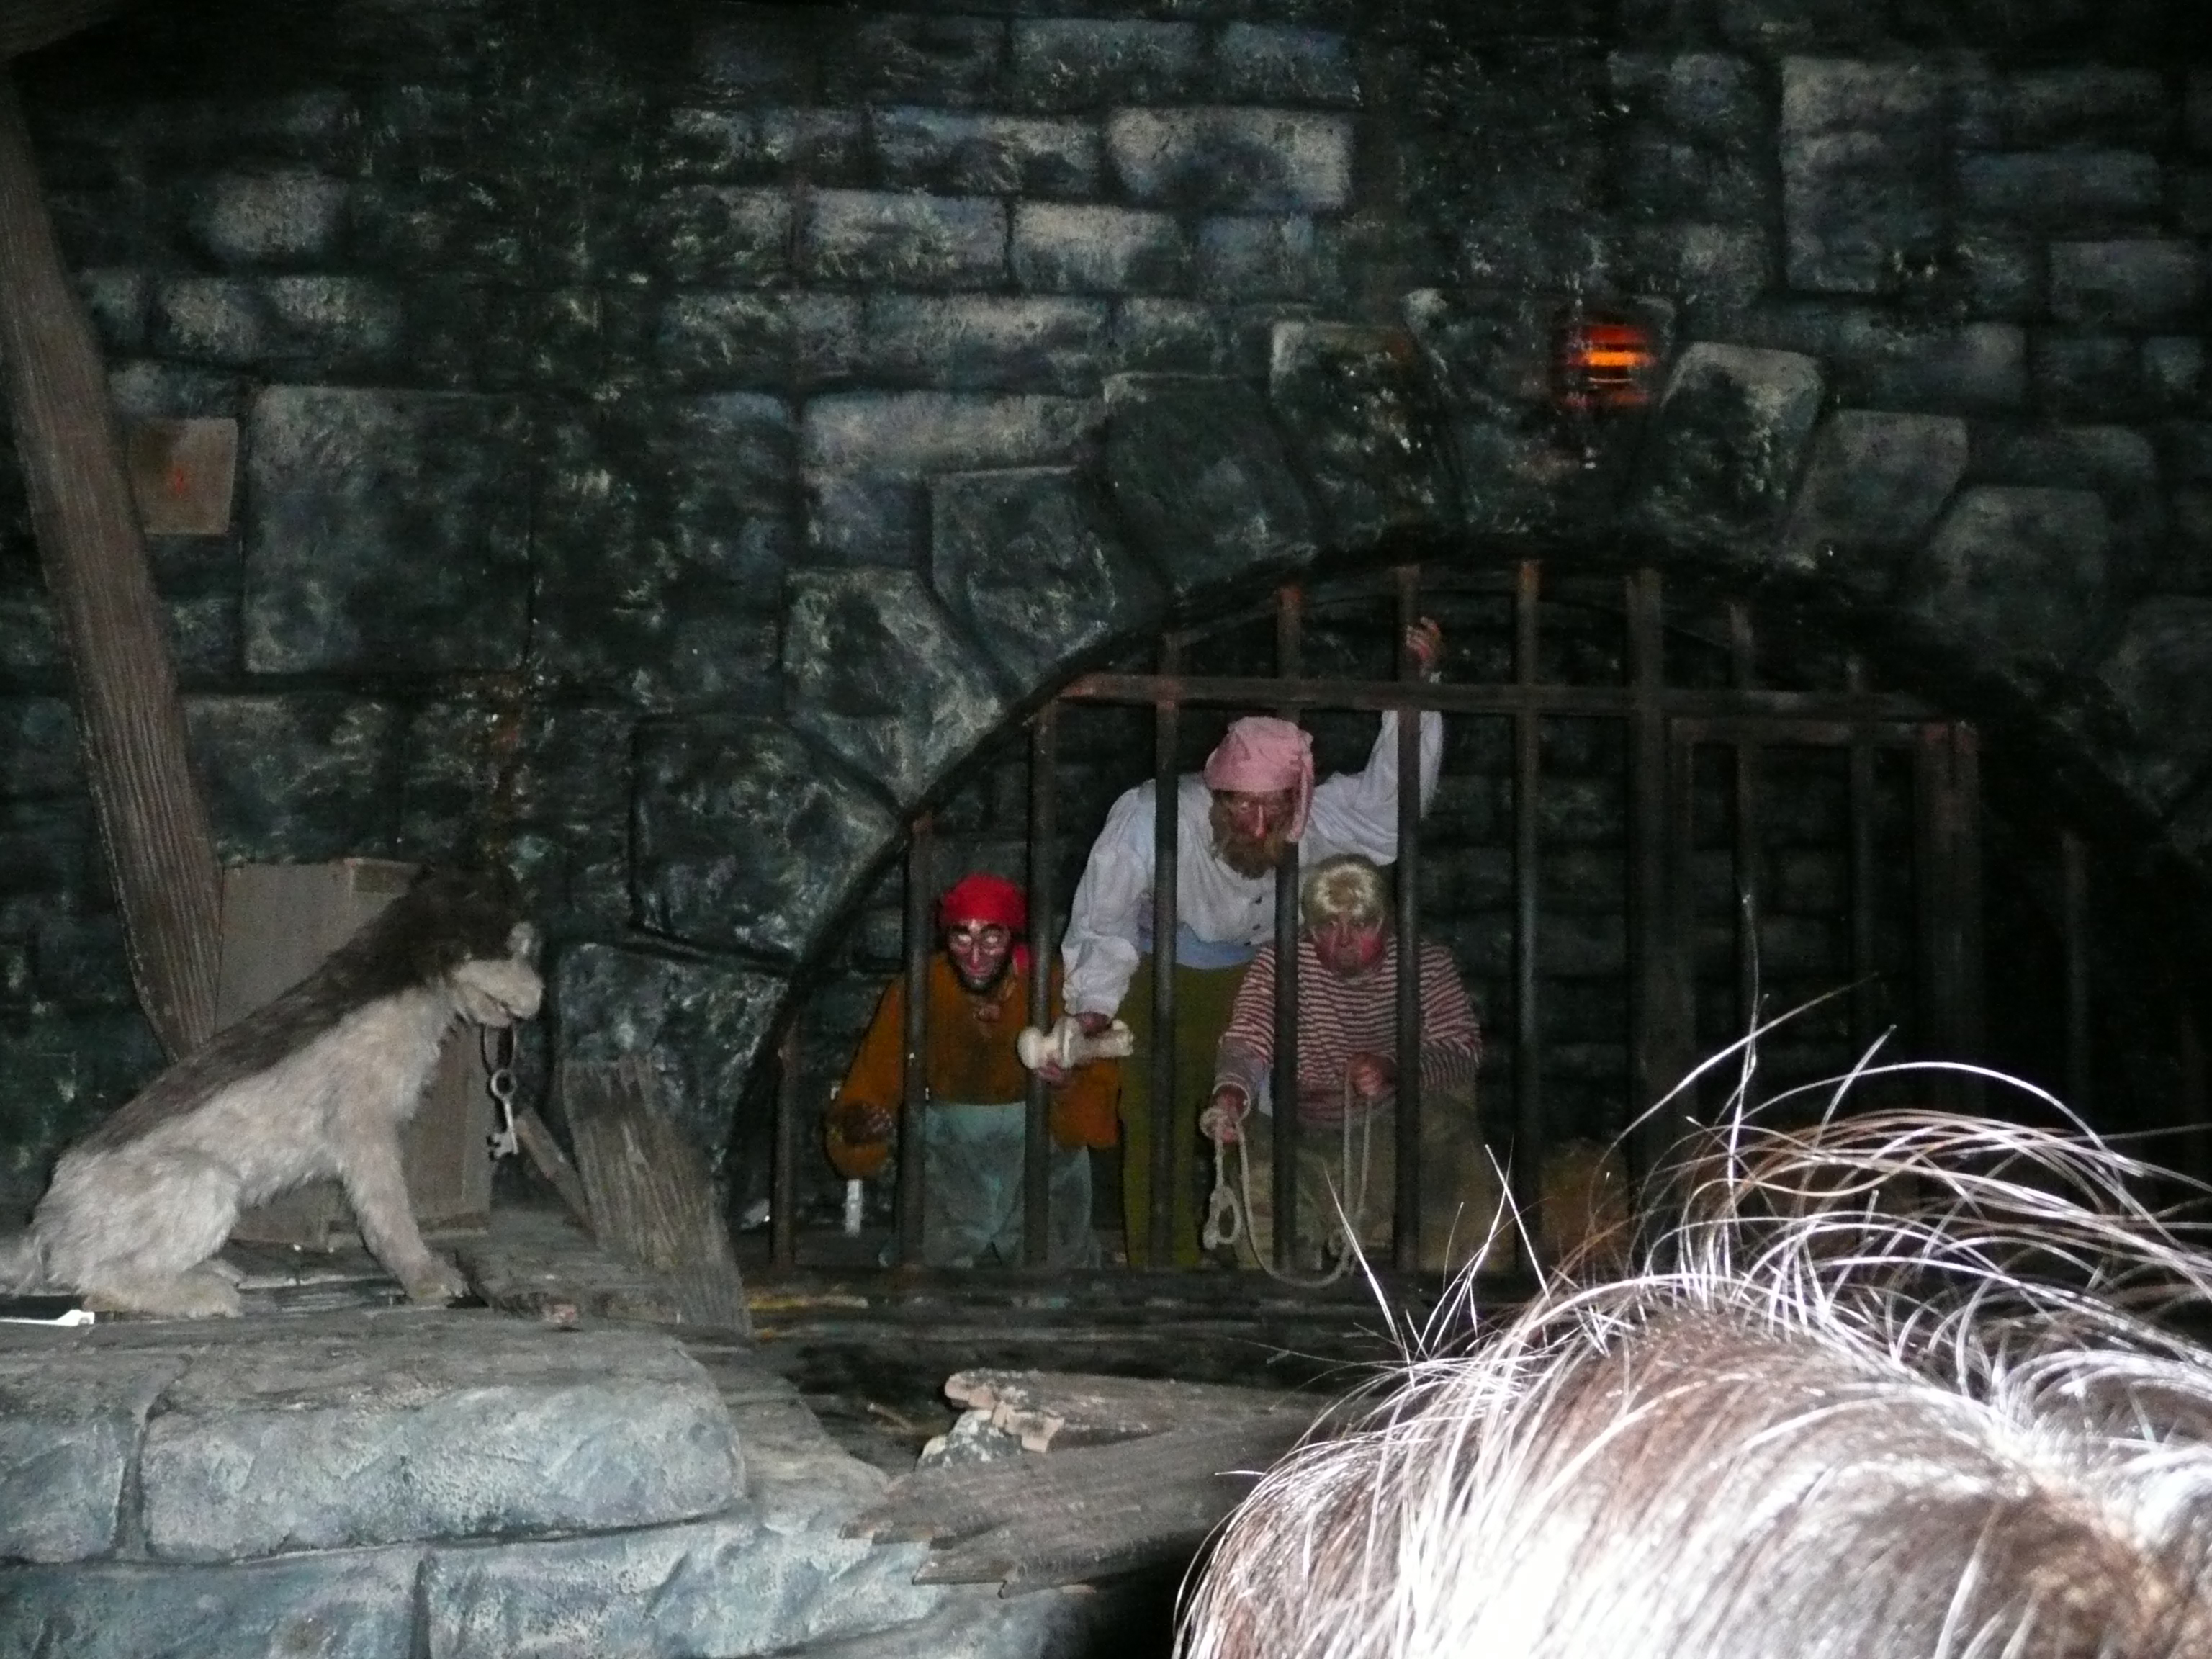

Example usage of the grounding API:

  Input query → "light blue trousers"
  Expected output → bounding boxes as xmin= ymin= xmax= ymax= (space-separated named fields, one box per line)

xmin=920 ymin=1100 xmax=1098 ymax=1269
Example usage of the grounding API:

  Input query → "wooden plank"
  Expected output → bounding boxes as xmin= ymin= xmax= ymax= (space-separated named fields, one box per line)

xmin=0 ymin=77 xmax=221 ymax=1058
xmin=562 ymin=1055 xmax=750 ymax=1335
xmin=850 ymin=1414 xmax=1311 ymax=1590
xmin=0 ymin=0 xmax=117 ymax=61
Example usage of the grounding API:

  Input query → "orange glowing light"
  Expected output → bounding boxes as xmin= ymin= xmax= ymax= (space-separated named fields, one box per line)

xmin=1555 ymin=319 xmax=1657 ymax=412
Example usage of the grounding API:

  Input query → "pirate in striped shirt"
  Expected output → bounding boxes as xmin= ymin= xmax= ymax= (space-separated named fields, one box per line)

xmin=1202 ymin=854 xmax=1497 ymax=1274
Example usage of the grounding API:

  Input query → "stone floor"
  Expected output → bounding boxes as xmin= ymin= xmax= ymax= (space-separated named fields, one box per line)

xmin=0 ymin=1212 xmax=1166 ymax=1659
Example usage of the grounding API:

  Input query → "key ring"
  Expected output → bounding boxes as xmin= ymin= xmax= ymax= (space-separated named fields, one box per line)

xmin=482 ymin=1025 xmax=519 ymax=1160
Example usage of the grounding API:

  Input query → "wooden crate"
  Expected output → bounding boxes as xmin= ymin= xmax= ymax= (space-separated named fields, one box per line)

xmin=220 ymin=860 xmax=495 ymax=1249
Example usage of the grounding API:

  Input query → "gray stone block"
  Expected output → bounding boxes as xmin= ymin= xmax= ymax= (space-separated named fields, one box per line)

xmin=785 ymin=570 xmax=1009 ymax=804
xmin=75 ymin=269 xmax=147 ymax=352
xmin=2145 ymin=337 xmax=2205 ymax=410
xmin=1902 ymin=486 xmax=2112 ymax=669
xmin=1952 ymin=233 xmax=2044 ymax=320
xmin=189 ymin=170 xmax=348 ymax=265
xmin=1973 ymin=423 xmax=2157 ymax=495
xmin=824 ymin=14 xmax=1004 ymax=109
xmin=1629 ymin=343 xmax=1826 ymax=554
xmin=1751 ymin=307 xmax=2025 ymax=412
xmin=243 ymin=387 xmax=529 ymax=674
xmin=549 ymin=943 xmax=785 ymax=1156
xmin=656 ymin=292 xmax=863 ymax=389
xmin=1197 ymin=215 xmax=1323 ymax=302
xmin=863 ymin=295 xmax=1109 ymax=395
xmin=1993 ymin=66 xmax=2170 ymax=149
xmin=1717 ymin=0 xmax=1884 ymax=50
xmin=634 ymin=716 xmax=896 ymax=959
xmin=1778 ymin=410 xmax=1968 ymax=593
xmin=422 ymin=1512 xmax=940 ymax=1659
xmin=505 ymin=704 xmax=636 ymax=932
xmin=153 ymin=276 xmax=400 ymax=371
xmin=1215 ymin=24 xmax=1359 ymax=108
xmin=1110 ymin=297 xmax=1231 ymax=374
xmin=654 ymin=186 xmax=793 ymax=287
xmin=2097 ymin=598 xmax=2212 ymax=806
xmin=1609 ymin=51 xmax=1762 ymax=140
xmin=186 ymin=693 xmax=403 ymax=864
xmin=1103 ymin=373 xmax=1316 ymax=594
xmin=657 ymin=392 xmax=801 ymax=585
xmin=1957 ymin=150 xmax=2162 ymax=231
xmin=2031 ymin=332 xmax=2138 ymax=421
xmin=0 ymin=696 xmax=83 ymax=799
xmin=874 ymin=109 xmax=1102 ymax=198
xmin=1010 ymin=19 xmax=1202 ymax=112
xmin=0 ymin=1349 xmax=182 ymax=1564
xmin=801 ymin=191 xmax=1007 ymax=289
xmin=931 ymin=467 xmax=1162 ymax=688
xmin=801 ymin=392 xmax=1100 ymax=479
xmin=2050 ymin=240 xmax=2203 ymax=328
xmin=1269 ymin=322 xmax=1452 ymax=548
xmin=694 ymin=8 xmax=822 ymax=102
xmin=0 ymin=1545 xmax=422 ymax=1659
xmin=806 ymin=471 xmax=926 ymax=566
xmin=665 ymin=107 xmax=867 ymax=185
xmin=1627 ymin=222 xmax=1770 ymax=321
xmin=1012 ymin=202 xmax=1190 ymax=295
xmin=138 ymin=1316 xmax=741 ymax=1560
xmin=1779 ymin=58 xmax=1946 ymax=295
xmin=1107 ymin=109 xmax=1354 ymax=212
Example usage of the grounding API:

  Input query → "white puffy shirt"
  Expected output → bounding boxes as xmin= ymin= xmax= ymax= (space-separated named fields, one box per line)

xmin=1061 ymin=710 xmax=1443 ymax=1017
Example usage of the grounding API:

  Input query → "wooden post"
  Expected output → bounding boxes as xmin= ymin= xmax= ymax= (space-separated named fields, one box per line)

xmin=1511 ymin=562 xmax=1544 ymax=1258
xmin=1625 ymin=570 xmax=1668 ymax=1197
xmin=0 ymin=76 xmax=221 ymax=1058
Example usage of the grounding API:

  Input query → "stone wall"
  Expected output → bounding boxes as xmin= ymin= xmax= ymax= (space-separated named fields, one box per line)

xmin=1 ymin=0 xmax=2207 ymax=1213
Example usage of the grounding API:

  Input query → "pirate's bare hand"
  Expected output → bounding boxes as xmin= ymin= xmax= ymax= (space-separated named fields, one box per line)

xmin=832 ymin=1098 xmax=895 ymax=1145
xmin=1201 ymin=1087 xmax=1250 ymax=1145
xmin=1346 ymin=1052 xmax=1397 ymax=1102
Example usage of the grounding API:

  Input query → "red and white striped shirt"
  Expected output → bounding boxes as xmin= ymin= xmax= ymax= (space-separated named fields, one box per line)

xmin=1213 ymin=937 xmax=1482 ymax=1127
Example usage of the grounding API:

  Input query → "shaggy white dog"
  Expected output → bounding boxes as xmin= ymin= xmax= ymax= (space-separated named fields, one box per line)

xmin=1 ymin=870 xmax=541 ymax=1318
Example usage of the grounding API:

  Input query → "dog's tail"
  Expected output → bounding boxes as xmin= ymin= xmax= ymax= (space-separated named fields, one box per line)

xmin=0 ymin=1230 xmax=44 ymax=1293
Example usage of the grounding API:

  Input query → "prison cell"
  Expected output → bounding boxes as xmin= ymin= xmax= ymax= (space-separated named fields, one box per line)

xmin=765 ymin=560 xmax=1993 ymax=1274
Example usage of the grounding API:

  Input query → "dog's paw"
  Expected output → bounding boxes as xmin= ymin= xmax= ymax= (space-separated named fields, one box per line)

xmin=403 ymin=1256 xmax=470 ymax=1305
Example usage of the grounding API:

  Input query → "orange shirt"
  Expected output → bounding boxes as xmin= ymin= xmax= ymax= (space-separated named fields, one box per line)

xmin=827 ymin=956 xmax=1120 ymax=1179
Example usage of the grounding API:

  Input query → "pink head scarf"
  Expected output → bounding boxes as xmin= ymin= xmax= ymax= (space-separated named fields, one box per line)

xmin=1202 ymin=717 xmax=1315 ymax=842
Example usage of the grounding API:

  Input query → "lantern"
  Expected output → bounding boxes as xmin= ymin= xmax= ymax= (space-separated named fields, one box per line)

xmin=1553 ymin=318 xmax=1657 ymax=413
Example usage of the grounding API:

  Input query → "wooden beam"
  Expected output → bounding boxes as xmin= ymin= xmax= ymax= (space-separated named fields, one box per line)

xmin=0 ymin=75 xmax=221 ymax=1058
xmin=0 ymin=0 xmax=119 ymax=63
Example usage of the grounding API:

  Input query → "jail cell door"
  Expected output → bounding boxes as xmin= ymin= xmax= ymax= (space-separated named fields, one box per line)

xmin=1642 ymin=717 xmax=1983 ymax=1137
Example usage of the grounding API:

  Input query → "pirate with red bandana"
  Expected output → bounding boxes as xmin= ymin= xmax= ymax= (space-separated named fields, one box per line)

xmin=827 ymin=873 xmax=1117 ymax=1267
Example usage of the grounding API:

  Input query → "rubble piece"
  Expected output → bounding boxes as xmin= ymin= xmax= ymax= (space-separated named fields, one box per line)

xmin=943 ymin=1367 xmax=1312 ymax=1452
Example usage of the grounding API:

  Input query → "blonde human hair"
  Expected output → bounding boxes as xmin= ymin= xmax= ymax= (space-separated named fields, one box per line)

xmin=1300 ymin=855 xmax=1387 ymax=932
xmin=1180 ymin=1069 xmax=2212 ymax=1659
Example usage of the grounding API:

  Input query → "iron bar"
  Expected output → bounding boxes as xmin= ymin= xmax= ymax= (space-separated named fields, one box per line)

xmin=1511 ymin=562 xmax=1544 ymax=1263
xmin=1024 ymin=706 xmax=1058 ymax=1268
xmin=1150 ymin=636 xmax=1182 ymax=1269
xmin=773 ymin=1018 xmax=799 ymax=1270
xmin=1844 ymin=657 xmax=1879 ymax=1064
xmin=2062 ymin=830 xmax=2091 ymax=1115
xmin=1393 ymin=566 xmax=1425 ymax=1272
xmin=1729 ymin=604 xmax=1761 ymax=1043
xmin=1272 ymin=585 xmax=1303 ymax=1271
xmin=1063 ymin=673 xmax=1930 ymax=723
xmin=1913 ymin=729 xmax=1964 ymax=1111
xmin=898 ymin=814 xmax=933 ymax=1266
xmin=1952 ymin=727 xmax=1984 ymax=1114
xmin=1625 ymin=569 xmax=1668 ymax=1197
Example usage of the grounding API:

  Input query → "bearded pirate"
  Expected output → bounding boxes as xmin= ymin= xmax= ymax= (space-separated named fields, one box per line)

xmin=826 ymin=873 xmax=1120 ymax=1267
xmin=1053 ymin=621 xmax=1446 ymax=1267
